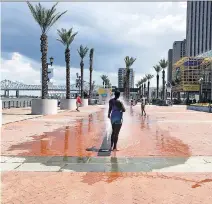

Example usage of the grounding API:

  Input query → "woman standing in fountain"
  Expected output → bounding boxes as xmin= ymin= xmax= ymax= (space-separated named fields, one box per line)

xmin=108 ymin=90 xmax=126 ymax=151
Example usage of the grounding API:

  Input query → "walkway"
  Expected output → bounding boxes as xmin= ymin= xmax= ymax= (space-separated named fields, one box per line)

xmin=1 ymin=105 xmax=212 ymax=203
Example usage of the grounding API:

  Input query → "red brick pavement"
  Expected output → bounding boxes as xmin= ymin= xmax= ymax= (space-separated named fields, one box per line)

xmin=2 ymin=172 xmax=212 ymax=204
xmin=1 ymin=105 xmax=212 ymax=157
xmin=1 ymin=105 xmax=212 ymax=204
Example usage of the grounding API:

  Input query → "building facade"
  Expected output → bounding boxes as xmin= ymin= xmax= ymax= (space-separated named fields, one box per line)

xmin=167 ymin=40 xmax=186 ymax=84
xmin=172 ymin=40 xmax=186 ymax=64
xmin=186 ymin=1 xmax=212 ymax=57
xmin=167 ymin=49 xmax=173 ymax=83
xmin=118 ymin=68 xmax=134 ymax=88
xmin=172 ymin=56 xmax=212 ymax=101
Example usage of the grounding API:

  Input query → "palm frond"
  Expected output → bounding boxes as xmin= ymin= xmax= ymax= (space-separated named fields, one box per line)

xmin=124 ymin=56 xmax=136 ymax=68
xmin=159 ymin=58 xmax=168 ymax=69
xmin=27 ymin=2 xmax=67 ymax=34
xmin=57 ymin=28 xmax=78 ymax=48
xmin=101 ymin=75 xmax=108 ymax=81
xmin=142 ymin=77 xmax=147 ymax=83
xmin=146 ymin=74 xmax=154 ymax=81
xmin=153 ymin=65 xmax=162 ymax=73
xmin=89 ymin=48 xmax=94 ymax=59
xmin=78 ymin=45 xmax=89 ymax=59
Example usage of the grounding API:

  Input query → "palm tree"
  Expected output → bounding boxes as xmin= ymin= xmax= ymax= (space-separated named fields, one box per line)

xmin=124 ymin=56 xmax=136 ymax=100
xmin=153 ymin=65 xmax=162 ymax=99
xmin=139 ymin=79 xmax=144 ymax=97
xmin=27 ymin=2 xmax=67 ymax=99
xmin=136 ymin=80 xmax=142 ymax=97
xmin=146 ymin=74 xmax=154 ymax=103
xmin=57 ymin=28 xmax=78 ymax=99
xmin=159 ymin=59 xmax=168 ymax=100
xmin=78 ymin=45 xmax=89 ymax=98
xmin=101 ymin=75 xmax=108 ymax=88
xmin=89 ymin=48 xmax=94 ymax=98
xmin=105 ymin=78 xmax=111 ymax=88
xmin=143 ymin=77 xmax=147 ymax=98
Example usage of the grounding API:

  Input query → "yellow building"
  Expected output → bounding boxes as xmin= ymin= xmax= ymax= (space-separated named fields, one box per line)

xmin=172 ymin=56 xmax=212 ymax=94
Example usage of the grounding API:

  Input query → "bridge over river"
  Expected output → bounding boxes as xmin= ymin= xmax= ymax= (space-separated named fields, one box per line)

xmin=1 ymin=79 xmax=100 ymax=97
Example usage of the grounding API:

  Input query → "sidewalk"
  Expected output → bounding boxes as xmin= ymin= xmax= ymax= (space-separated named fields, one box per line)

xmin=1 ymin=105 xmax=212 ymax=204
xmin=2 ymin=107 xmax=43 ymax=125
xmin=1 ymin=105 xmax=105 ymax=155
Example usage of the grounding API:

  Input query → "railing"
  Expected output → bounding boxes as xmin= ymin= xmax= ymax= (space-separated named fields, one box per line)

xmin=2 ymin=99 xmax=32 ymax=109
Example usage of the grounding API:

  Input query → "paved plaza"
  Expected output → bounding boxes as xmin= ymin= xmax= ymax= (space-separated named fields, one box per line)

xmin=1 ymin=104 xmax=212 ymax=203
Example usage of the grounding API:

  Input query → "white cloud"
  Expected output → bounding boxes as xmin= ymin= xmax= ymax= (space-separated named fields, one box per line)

xmin=1 ymin=2 xmax=185 ymax=89
xmin=1 ymin=52 xmax=121 ymax=86
xmin=1 ymin=52 xmax=163 ymax=89
xmin=54 ymin=2 xmax=186 ymax=47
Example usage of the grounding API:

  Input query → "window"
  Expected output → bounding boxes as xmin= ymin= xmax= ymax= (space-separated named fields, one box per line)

xmin=194 ymin=1 xmax=197 ymax=55
xmin=210 ymin=2 xmax=212 ymax=50
xmin=201 ymin=1 xmax=205 ymax=53
xmin=205 ymin=1 xmax=209 ymax=50
xmin=198 ymin=1 xmax=201 ymax=54
xmin=190 ymin=2 xmax=193 ymax=55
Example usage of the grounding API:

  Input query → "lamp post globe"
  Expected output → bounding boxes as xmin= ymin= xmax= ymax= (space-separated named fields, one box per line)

xmin=50 ymin=57 xmax=54 ymax=66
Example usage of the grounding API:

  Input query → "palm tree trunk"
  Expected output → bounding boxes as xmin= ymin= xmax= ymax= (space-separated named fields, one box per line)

xmin=89 ymin=58 xmax=93 ymax=98
xmin=80 ymin=60 xmax=84 ymax=98
xmin=123 ymin=79 xmax=126 ymax=99
xmin=157 ymin=74 xmax=159 ymax=98
xmin=40 ymin=33 xmax=48 ymax=99
xmin=141 ymin=84 xmax=143 ymax=97
xmin=139 ymin=86 xmax=141 ymax=97
xmin=89 ymin=70 xmax=92 ymax=98
xmin=162 ymin=69 xmax=165 ymax=100
xmin=148 ymin=81 xmax=150 ymax=103
xmin=65 ymin=48 xmax=70 ymax=99
xmin=144 ymin=84 xmax=146 ymax=98
xmin=126 ymin=69 xmax=130 ymax=99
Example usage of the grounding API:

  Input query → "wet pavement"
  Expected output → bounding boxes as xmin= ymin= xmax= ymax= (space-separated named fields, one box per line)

xmin=1 ymin=104 xmax=212 ymax=203
xmin=2 ymin=105 xmax=212 ymax=157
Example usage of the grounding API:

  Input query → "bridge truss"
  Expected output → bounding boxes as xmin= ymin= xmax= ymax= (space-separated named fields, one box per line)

xmin=0 ymin=79 xmax=101 ymax=92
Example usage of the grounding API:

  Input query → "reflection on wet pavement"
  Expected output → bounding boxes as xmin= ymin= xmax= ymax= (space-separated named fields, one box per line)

xmin=8 ymin=111 xmax=106 ymax=157
xmin=6 ymin=107 xmax=192 ymax=158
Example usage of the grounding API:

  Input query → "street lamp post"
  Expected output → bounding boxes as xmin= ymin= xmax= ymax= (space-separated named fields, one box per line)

xmin=91 ymin=81 xmax=95 ymax=99
xmin=47 ymin=57 xmax=54 ymax=81
xmin=166 ymin=81 xmax=172 ymax=103
xmin=46 ymin=57 xmax=54 ymax=97
xmin=76 ymin=73 xmax=81 ymax=96
xmin=198 ymin=77 xmax=203 ymax=102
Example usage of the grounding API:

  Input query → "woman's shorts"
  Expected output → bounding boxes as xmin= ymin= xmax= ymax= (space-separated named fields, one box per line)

xmin=111 ymin=119 xmax=122 ymax=125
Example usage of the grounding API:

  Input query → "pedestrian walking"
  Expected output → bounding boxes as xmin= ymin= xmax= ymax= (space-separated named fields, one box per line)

xmin=141 ymin=100 xmax=146 ymax=116
xmin=108 ymin=90 xmax=126 ymax=151
xmin=130 ymin=98 xmax=134 ymax=115
xmin=76 ymin=94 xmax=82 ymax=111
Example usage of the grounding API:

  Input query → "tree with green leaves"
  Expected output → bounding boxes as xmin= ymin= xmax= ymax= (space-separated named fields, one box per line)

xmin=78 ymin=45 xmax=89 ymax=98
xmin=159 ymin=59 xmax=168 ymax=100
xmin=124 ymin=56 xmax=136 ymax=100
xmin=153 ymin=64 xmax=162 ymax=99
xmin=146 ymin=74 xmax=154 ymax=103
xmin=57 ymin=28 xmax=78 ymax=99
xmin=27 ymin=2 xmax=67 ymax=99
xmin=89 ymin=48 xmax=94 ymax=98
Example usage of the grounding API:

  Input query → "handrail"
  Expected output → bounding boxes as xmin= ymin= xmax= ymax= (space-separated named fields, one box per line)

xmin=1 ymin=99 xmax=32 ymax=109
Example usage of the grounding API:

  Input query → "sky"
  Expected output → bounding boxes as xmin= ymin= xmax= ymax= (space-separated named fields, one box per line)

xmin=1 ymin=2 xmax=187 ymax=88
